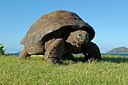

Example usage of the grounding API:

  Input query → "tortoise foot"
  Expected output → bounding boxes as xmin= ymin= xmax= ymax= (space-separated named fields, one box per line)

xmin=81 ymin=42 xmax=101 ymax=61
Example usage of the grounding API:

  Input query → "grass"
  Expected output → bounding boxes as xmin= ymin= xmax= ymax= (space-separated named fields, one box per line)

xmin=0 ymin=55 xmax=128 ymax=85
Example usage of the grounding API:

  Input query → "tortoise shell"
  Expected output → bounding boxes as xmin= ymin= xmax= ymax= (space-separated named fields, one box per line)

xmin=21 ymin=10 xmax=95 ymax=47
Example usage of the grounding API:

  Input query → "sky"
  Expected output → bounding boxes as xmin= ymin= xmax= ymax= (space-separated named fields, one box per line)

xmin=0 ymin=0 xmax=128 ymax=53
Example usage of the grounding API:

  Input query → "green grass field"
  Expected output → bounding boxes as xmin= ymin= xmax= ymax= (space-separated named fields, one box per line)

xmin=0 ymin=55 xmax=128 ymax=85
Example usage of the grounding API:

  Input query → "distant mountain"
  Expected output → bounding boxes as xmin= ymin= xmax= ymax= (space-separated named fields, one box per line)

xmin=107 ymin=47 xmax=128 ymax=54
xmin=6 ymin=52 xmax=20 ymax=56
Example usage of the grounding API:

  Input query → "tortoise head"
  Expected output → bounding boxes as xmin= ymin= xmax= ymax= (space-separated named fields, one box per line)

xmin=66 ymin=30 xmax=89 ymax=48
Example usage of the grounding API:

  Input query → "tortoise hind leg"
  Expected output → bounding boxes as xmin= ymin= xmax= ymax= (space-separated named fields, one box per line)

xmin=44 ymin=38 xmax=65 ymax=65
xmin=18 ymin=47 xmax=30 ymax=59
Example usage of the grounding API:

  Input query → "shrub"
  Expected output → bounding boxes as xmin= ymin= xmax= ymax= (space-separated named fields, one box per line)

xmin=0 ymin=43 xmax=5 ymax=55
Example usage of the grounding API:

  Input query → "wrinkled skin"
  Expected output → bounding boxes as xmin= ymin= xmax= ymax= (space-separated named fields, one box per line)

xmin=19 ymin=30 xmax=101 ymax=65
xmin=44 ymin=30 xmax=89 ymax=64
xmin=44 ymin=38 xmax=65 ymax=64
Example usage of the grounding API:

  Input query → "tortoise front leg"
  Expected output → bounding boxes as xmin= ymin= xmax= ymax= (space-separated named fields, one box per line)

xmin=44 ymin=38 xmax=65 ymax=65
xmin=18 ymin=47 xmax=30 ymax=59
xmin=81 ymin=42 xmax=101 ymax=61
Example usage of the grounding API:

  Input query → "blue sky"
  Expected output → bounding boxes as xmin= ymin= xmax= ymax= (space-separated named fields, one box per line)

xmin=0 ymin=0 xmax=128 ymax=53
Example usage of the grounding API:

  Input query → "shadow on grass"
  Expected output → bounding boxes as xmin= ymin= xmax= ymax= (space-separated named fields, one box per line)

xmin=64 ymin=55 xmax=128 ymax=64
xmin=101 ymin=57 xmax=128 ymax=63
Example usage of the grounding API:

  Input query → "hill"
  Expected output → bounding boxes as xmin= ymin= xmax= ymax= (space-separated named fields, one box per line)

xmin=107 ymin=46 xmax=128 ymax=54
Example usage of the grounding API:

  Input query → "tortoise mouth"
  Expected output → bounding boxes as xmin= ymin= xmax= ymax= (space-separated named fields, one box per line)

xmin=74 ymin=43 xmax=83 ymax=48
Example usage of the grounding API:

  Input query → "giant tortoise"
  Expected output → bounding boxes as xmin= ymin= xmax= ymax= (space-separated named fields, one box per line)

xmin=18 ymin=10 xmax=101 ymax=64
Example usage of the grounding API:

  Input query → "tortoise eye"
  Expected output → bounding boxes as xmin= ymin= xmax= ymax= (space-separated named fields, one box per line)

xmin=79 ymin=34 xmax=83 ymax=37
xmin=78 ymin=34 xmax=84 ymax=39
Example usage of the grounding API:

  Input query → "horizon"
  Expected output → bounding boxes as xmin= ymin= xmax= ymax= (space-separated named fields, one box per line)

xmin=0 ymin=0 xmax=128 ymax=53
xmin=5 ymin=46 xmax=128 ymax=54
